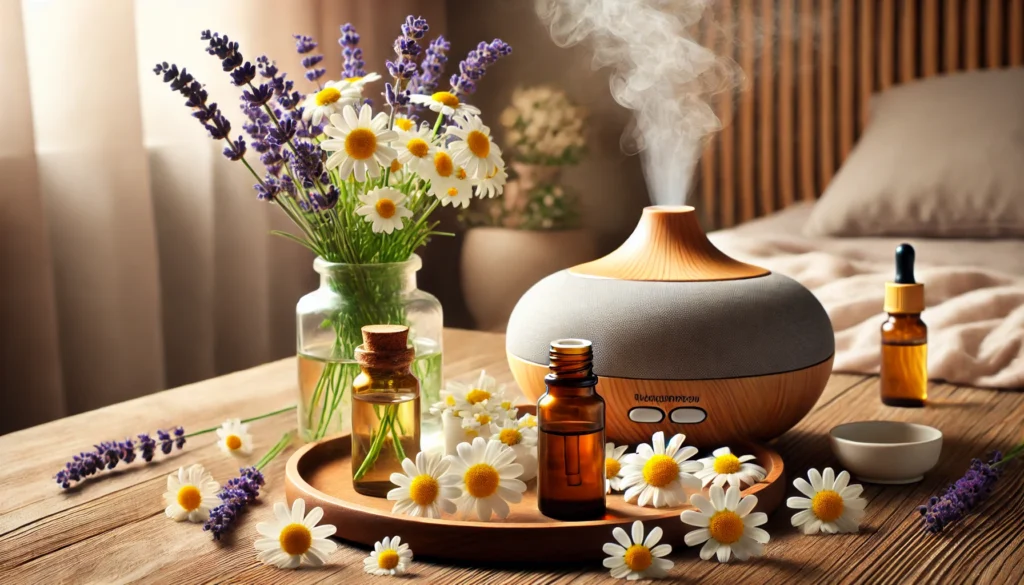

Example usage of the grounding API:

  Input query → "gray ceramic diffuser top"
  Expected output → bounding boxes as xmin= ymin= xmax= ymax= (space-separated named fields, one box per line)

xmin=506 ymin=270 xmax=835 ymax=380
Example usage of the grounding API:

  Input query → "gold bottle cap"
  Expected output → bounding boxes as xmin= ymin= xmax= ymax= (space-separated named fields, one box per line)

xmin=885 ymin=243 xmax=925 ymax=314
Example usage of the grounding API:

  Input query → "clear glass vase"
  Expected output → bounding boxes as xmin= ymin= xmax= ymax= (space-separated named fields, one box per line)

xmin=296 ymin=255 xmax=443 ymax=442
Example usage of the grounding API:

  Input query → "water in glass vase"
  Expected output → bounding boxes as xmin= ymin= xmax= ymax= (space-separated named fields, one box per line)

xmin=351 ymin=390 xmax=421 ymax=497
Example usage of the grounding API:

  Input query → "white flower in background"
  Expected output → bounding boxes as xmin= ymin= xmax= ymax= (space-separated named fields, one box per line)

xmin=620 ymin=432 xmax=702 ymax=508
xmin=601 ymin=520 xmax=674 ymax=580
xmin=216 ymin=418 xmax=253 ymax=457
xmin=410 ymin=90 xmax=481 ymax=117
xmin=447 ymin=437 xmax=526 ymax=520
xmin=694 ymin=447 xmax=767 ymax=489
xmin=681 ymin=485 xmax=769 ymax=562
xmin=255 ymin=499 xmax=337 ymax=569
xmin=446 ymin=115 xmax=504 ymax=179
xmin=321 ymin=104 xmax=398 ymax=181
xmin=518 ymin=413 xmax=537 ymax=430
xmin=489 ymin=417 xmax=538 ymax=482
xmin=473 ymin=165 xmax=507 ymax=198
xmin=392 ymin=114 xmax=419 ymax=133
xmin=387 ymin=451 xmax=460 ymax=519
xmin=605 ymin=442 xmax=629 ymax=494
xmin=500 ymin=85 xmax=587 ymax=164
xmin=355 ymin=187 xmax=412 ymax=234
xmin=301 ymin=80 xmax=361 ymax=127
xmin=394 ymin=124 xmax=436 ymax=175
xmin=787 ymin=468 xmax=866 ymax=535
xmin=364 ymin=535 xmax=413 ymax=577
xmin=163 ymin=464 xmax=220 ymax=522
xmin=338 ymin=71 xmax=382 ymax=92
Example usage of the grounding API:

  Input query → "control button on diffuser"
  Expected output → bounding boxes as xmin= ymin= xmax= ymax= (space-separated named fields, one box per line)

xmin=628 ymin=407 xmax=665 ymax=423
xmin=669 ymin=407 xmax=707 ymax=424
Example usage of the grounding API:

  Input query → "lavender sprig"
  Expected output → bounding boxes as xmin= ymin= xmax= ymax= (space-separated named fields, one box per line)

xmin=408 ymin=35 xmax=451 ymax=97
xmin=339 ymin=23 xmax=366 ymax=79
xmin=917 ymin=445 xmax=1022 ymax=533
xmin=55 ymin=426 xmax=186 ymax=488
xmin=385 ymin=16 xmax=429 ymax=107
xmin=294 ymin=34 xmax=326 ymax=84
xmin=450 ymin=39 xmax=512 ymax=96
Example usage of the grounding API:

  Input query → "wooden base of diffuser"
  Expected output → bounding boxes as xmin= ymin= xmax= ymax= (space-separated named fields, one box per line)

xmin=509 ymin=353 xmax=834 ymax=447
xmin=285 ymin=433 xmax=785 ymax=563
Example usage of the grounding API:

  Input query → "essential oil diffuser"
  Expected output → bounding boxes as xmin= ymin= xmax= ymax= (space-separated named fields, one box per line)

xmin=506 ymin=205 xmax=834 ymax=447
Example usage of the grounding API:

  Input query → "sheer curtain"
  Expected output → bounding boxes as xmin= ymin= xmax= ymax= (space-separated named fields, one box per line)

xmin=0 ymin=0 xmax=445 ymax=434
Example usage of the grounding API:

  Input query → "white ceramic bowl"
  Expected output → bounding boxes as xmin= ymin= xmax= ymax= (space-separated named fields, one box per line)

xmin=829 ymin=421 xmax=943 ymax=484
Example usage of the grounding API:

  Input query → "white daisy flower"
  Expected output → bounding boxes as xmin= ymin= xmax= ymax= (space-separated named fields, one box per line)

xmin=489 ymin=417 xmax=539 ymax=481
xmin=215 ymin=418 xmax=253 ymax=457
xmin=392 ymin=114 xmax=419 ymax=133
xmin=394 ymin=124 xmax=436 ymax=176
xmin=387 ymin=451 xmax=461 ymax=519
xmin=364 ymin=535 xmax=413 ymax=577
xmin=355 ymin=187 xmax=413 ymax=234
xmin=424 ymin=150 xmax=472 ymax=208
xmin=787 ymin=467 xmax=866 ymax=534
xmin=518 ymin=413 xmax=537 ymax=430
xmin=601 ymin=520 xmax=674 ymax=580
xmin=163 ymin=464 xmax=220 ymax=523
xmin=620 ymin=432 xmax=702 ymax=508
xmin=321 ymin=104 xmax=398 ymax=181
xmin=447 ymin=436 xmax=527 ymax=520
xmin=474 ymin=165 xmax=507 ymax=198
xmin=255 ymin=499 xmax=337 ymax=569
xmin=681 ymin=485 xmax=769 ymax=562
xmin=605 ymin=442 xmax=629 ymax=494
xmin=694 ymin=447 xmax=767 ymax=489
xmin=338 ymin=71 xmax=382 ymax=92
xmin=446 ymin=115 xmax=504 ymax=179
xmin=410 ymin=90 xmax=481 ymax=117
xmin=301 ymin=80 xmax=361 ymax=127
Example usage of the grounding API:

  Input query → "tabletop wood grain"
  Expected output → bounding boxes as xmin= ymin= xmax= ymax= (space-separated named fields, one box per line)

xmin=1 ymin=329 xmax=1022 ymax=584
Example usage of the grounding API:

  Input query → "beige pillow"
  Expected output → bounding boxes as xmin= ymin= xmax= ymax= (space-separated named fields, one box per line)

xmin=804 ymin=68 xmax=1024 ymax=238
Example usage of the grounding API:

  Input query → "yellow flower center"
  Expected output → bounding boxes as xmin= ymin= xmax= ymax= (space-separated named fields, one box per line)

xmin=464 ymin=463 xmax=500 ymax=498
xmin=447 ymin=187 xmax=460 ymax=197
xmin=344 ymin=75 xmax=364 ymax=83
xmin=642 ymin=454 xmax=679 ymax=488
xmin=474 ymin=413 xmax=491 ymax=425
xmin=278 ymin=523 xmax=312 ymax=555
xmin=431 ymin=91 xmax=460 ymax=108
xmin=433 ymin=151 xmax=454 ymax=177
xmin=519 ymin=416 xmax=537 ymax=429
xmin=500 ymin=400 xmax=513 ymax=411
xmin=464 ymin=429 xmax=478 ymax=438
xmin=407 ymin=138 xmax=430 ymax=158
xmin=466 ymin=130 xmax=491 ymax=158
xmin=623 ymin=544 xmax=653 ymax=572
xmin=408 ymin=473 xmax=439 ymax=506
xmin=225 ymin=435 xmax=243 ymax=451
xmin=456 ymin=168 xmax=468 ymax=180
xmin=811 ymin=489 xmax=845 ymax=522
xmin=345 ymin=128 xmax=377 ymax=160
xmin=713 ymin=453 xmax=741 ymax=475
xmin=390 ymin=159 xmax=402 ymax=173
xmin=394 ymin=117 xmax=415 ymax=132
xmin=708 ymin=510 xmax=745 ymax=544
xmin=499 ymin=428 xmax=522 ymax=446
xmin=315 ymin=86 xmax=342 ymax=106
xmin=444 ymin=395 xmax=456 ymax=407
xmin=375 ymin=198 xmax=397 ymax=219
xmin=176 ymin=485 xmax=202 ymax=511
xmin=377 ymin=549 xmax=400 ymax=570
xmin=606 ymin=457 xmax=622 ymax=480
xmin=466 ymin=389 xmax=490 ymax=404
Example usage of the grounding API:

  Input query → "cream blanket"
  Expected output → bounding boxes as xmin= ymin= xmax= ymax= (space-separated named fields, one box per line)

xmin=709 ymin=206 xmax=1024 ymax=389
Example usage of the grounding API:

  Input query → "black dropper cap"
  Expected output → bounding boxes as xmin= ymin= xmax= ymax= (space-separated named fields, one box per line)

xmin=895 ymin=243 xmax=916 ymax=284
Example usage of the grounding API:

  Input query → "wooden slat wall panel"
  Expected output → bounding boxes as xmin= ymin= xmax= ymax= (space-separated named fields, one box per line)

xmin=694 ymin=0 xmax=1021 ymax=229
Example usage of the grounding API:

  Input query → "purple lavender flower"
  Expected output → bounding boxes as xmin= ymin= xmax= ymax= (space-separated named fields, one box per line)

xmin=201 ymin=30 xmax=244 ymax=72
xmin=386 ymin=15 xmax=429 ymax=90
xmin=294 ymin=34 xmax=326 ymax=83
xmin=385 ymin=83 xmax=411 ymax=107
xmin=311 ymin=185 xmax=340 ymax=211
xmin=54 ymin=427 xmax=187 ymax=488
xmin=339 ymin=23 xmax=366 ymax=79
xmin=153 ymin=62 xmax=235 ymax=154
xmin=450 ymin=39 xmax=512 ymax=96
xmin=918 ymin=451 xmax=1003 ymax=533
xmin=408 ymin=35 xmax=450 ymax=97
xmin=223 ymin=137 xmax=247 ymax=161
xmin=204 ymin=466 xmax=265 ymax=540
xmin=230 ymin=62 xmax=256 ymax=86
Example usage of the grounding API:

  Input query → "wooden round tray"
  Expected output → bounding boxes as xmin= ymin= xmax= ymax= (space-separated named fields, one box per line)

xmin=285 ymin=436 xmax=785 ymax=563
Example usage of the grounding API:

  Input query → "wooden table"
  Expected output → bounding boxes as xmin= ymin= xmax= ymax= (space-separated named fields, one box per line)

xmin=2 ymin=329 xmax=1022 ymax=584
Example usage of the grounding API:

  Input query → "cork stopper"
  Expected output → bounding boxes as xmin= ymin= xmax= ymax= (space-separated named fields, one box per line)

xmin=355 ymin=325 xmax=414 ymax=368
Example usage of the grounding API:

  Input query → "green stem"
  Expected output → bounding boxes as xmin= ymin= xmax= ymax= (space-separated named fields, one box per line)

xmin=255 ymin=431 xmax=296 ymax=471
xmin=184 ymin=405 xmax=296 ymax=439
xmin=993 ymin=440 xmax=1024 ymax=468
xmin=353 ymin=403 xmax=401 ymax=481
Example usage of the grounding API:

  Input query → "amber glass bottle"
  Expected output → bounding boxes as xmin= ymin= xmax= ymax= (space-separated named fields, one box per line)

xmin=352 ymin=325 xmax=421 ymax=497
xmin=537 ymin=339 xmax=606 ymax=521
xmin=880 ymin=244 xmax=928 ymax=407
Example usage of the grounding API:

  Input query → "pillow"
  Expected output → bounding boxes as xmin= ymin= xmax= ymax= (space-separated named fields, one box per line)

xmin=804 ymin=68 xmax=1024 ymax=238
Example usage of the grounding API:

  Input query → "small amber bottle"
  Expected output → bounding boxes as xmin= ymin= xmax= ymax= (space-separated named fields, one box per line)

xmin=537 ymin=339 xmax=606 ymax=521
xmin=352 ymin=325 xmax=421 ymax=497
xmin=880 ymin=244 xmax=928 ymax=407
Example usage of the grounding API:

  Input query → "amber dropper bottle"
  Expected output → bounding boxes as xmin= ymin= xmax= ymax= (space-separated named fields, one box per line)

xmin=537 ymin=339 xmax=606 ymax=521
xmin=880 ymin=244 xmax=928 ymax=407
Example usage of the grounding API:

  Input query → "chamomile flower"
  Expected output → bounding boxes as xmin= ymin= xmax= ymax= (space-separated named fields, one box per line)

xmin=163 ymin=464 xmax=220 ymax=523
xmin=301 ymin=80 xmax=361 ymax=127
xmin=387 ymin=451 xmax=460 ymax=519
xmin=410 ymin=90 xmax=481 ymax=117
xmin=787 ymin=467 xmax=866 ymax=535
xmin=394 ymin=124 xmax=436 ymax=175
xmin=605 ymin=442 xmax=629 ymax=494
xmin=446 ymin=115 xmax=504 ymax=179
xmin=338 ymin=71 xmax=382 ymax=92
xmin=601 ymin=520 xmax=674 ymax=580
xmin=255 ymin=499 xmax=337 ymax=569
xmin=694 ymin=447 xmax=767 ymax=489
xmin=216 ymin=418 xmax=253 ymax=457
xmin=447 ymin=437 xmax=527 ymax=520
xmin=392 ymin=114 xmax=419 ymax=133
xmin=321 ymin=104 xmax=398 ymax=181
xmin=355 ymin=187 xmax=413 ymax=234
xmin=681 ymin=485 xmax=769 ymax=562
xmin=490 ymin=417 xmax=539 ymax=481
xmin=518 ymin=413 xmax=537 ymax=429
xmin=423 ymin=148 xmax=463 ymax=203
xmin=364 ymin=535 xmax=413 ymax=577
xmin=474 ymin=165 xmax=507 ymax=198
xmin=620 ymin=432 xmax=702 ymax=508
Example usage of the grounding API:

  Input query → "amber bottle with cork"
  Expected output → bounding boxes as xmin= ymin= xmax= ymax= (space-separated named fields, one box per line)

xmin=537 ymin=339 xmax=606 ymax=521
xmin=881 ymin=243 xmax=928 ymax=407
xmin=351 ymin=324 xmax=421 ymax=497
